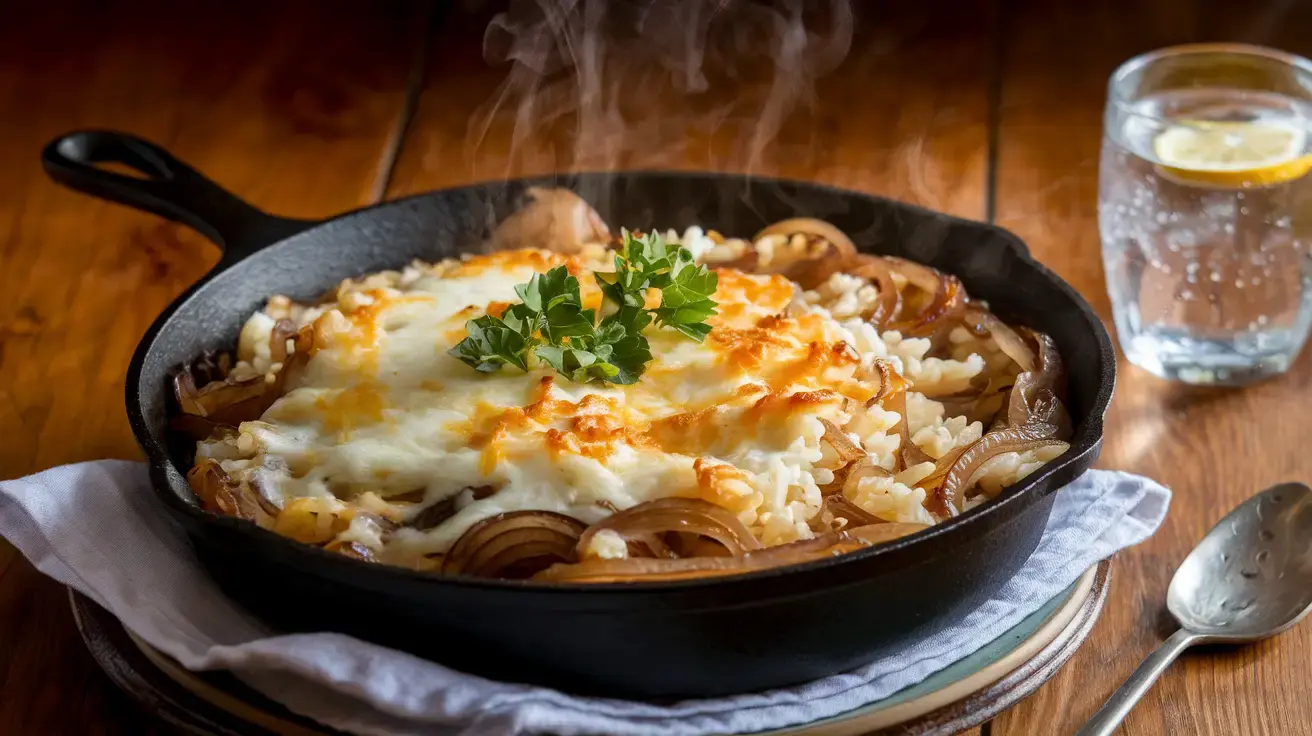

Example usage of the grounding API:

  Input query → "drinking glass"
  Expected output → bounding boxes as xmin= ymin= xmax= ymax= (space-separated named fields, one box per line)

xmin=1100 ymin=44 xmax=1312 ymax=385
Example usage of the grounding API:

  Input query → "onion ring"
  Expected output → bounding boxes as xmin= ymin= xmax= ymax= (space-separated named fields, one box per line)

xmin=924 ymin=425 xmax=1069 ymax=517
xmin=752 ymin=219 xmax=858 ymax=289
xmin=443 ymin=510 xmax=587 ymax=579
xmin=575 ymin=497 xmax=762 ymax=559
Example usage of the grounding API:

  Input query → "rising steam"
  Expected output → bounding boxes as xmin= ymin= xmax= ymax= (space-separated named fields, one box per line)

xmin=467 ymin=0 xmax=854 ymax=178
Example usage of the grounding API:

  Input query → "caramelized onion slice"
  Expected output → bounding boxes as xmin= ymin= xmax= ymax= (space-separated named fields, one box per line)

xmin=937 ymin=374 xmax=1014 ymax=427
xmin=536 ymin=523 xmax=926 ymax=583
xmin=963 ymin=305 xmax=1036 ymax=373
xmin=925 ymin=425 xmax=1069 ymax=517
xmin=753 ymin=218 xmax=856 ymax=257
xmin=884 ymin=390 xmax=933 ymax=471
xmin=488 ymin=187 xmax=610 ymax=255
xmin=172 ymin=363 xmax=272 ymax=425
xmin=576 ymin=497 xmax=762 ymax=559
xmin=866 ymin=359 xmax=908 ymax=407
xmin=443 ymin=510 xmax=587 ymax=579
xmin=817 ymin=418 xmax=865 ymax=470
xmin=849 ymin=256 xmax=901 ymax=328
xmin=840 ymin=456 xmax=893 ymax=498
xmin=172 ymin=321 xmax=319 ymax=434
xmin=885 ymin=260 xmax=966 ymax=337
xmin=752 ymin=218 xmax=858 ymax=289
xmin=268 ymin=319 xmax=298 ymax=363
xmin=187 ymin=459 xmax=261 ymax=522
xmin=821 ymin=494 xmax=882 ymax=529
xmin=1007 ymin=329 xmax=1067 ymax=431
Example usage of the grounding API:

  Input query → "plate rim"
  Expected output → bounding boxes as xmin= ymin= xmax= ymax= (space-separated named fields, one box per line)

xmin=70 ymin=560 xmax=1111 ymax=736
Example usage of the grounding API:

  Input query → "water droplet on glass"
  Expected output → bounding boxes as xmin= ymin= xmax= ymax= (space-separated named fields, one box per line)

xmin=1210 ymin=271 xmax=1223 ymax=282
xmin=1256 ymin=550 xmax=1271 ymax=563
xmin=1223 ymin=223 xmax=1236 ymax=234
xmin=1155 ymin=211 xmax=1169 ymax=224
xmin=1240 ymin=206 xmax=1251 ymax=215
xmin=1240 ymin=568 xmax=1259 ymax=579
xmin=1259 ymin=529 xmax=1276 ymax=541
xmin=1220 ymin=552 xmax=1231 ymax=562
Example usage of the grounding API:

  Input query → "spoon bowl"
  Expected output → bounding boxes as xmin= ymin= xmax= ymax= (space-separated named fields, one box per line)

xmin=1079 ymin=482 xmax=1312 ymax=736
xmin=1168 ymin=482 xmax=1312 ymax=641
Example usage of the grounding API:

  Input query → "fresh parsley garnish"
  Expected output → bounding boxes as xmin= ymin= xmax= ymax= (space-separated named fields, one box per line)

xmin=448 ymin=230 xmax=717 ymax=384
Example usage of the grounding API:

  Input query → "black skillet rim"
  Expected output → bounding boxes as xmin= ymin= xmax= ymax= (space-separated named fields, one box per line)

xmin=117 ymin=169 xmax=1115 ymax=595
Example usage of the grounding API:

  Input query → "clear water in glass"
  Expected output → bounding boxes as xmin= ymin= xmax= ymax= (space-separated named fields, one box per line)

xmin=1100 ymin=47 xmax=1312 ymax=385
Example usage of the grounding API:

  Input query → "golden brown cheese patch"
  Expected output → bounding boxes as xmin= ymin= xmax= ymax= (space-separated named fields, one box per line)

xmin=708 ymin=269 xmax=795 ymax=328
xmin=444 ymin=249 xmax=570 ymax=278
xmin=315 ymin=382 xmax=388 ymax=440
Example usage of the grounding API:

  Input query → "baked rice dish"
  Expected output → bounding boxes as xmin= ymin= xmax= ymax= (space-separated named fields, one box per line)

xmin=172 ymin=189 xmax=1071 ymax=582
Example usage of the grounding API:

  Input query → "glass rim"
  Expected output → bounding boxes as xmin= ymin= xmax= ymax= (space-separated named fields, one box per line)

xmin=1108 ymin=42 xmax=1312 ymax=106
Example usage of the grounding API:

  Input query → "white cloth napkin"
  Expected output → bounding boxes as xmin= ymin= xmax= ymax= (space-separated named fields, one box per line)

xmin=0 ymin=462 xmax=1168 ymax=736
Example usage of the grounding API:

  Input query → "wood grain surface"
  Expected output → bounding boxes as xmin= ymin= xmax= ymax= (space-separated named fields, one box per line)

xmin=387 ymin=3 xmax=995 ymax=216
xmin=1 ymin=1 xmax=1309 ymax=734
xmin=0 ymin=1 xmax=423 ymax=733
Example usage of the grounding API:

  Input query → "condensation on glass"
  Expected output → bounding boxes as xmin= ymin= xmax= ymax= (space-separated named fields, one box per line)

xmin=1100 ymin=44 xmax=1312 ymax=385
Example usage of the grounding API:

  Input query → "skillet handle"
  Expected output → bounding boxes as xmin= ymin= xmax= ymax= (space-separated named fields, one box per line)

xmin=42 ymin=130 xmax=315 ymax=263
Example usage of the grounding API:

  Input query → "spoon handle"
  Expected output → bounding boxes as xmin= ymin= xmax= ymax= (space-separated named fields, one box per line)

xmin=1076 ymin=629 xmax=1199 ymax=736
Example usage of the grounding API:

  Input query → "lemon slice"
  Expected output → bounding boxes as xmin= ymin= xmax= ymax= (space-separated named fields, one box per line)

xmin=1153 ymin=119 xmax=1312 ymax=188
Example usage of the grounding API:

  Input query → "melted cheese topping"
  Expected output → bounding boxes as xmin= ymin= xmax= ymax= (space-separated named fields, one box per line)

xmin=201 ymin=242 xmax=1023 ymax=568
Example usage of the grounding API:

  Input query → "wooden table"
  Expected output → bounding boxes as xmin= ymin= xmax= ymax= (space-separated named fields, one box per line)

xmin=1 ymin=1 xmax=1308 ymax=733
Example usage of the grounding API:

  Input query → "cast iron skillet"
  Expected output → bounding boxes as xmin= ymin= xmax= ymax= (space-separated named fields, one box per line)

xmin=42 ymin=130 xmax=1115 ymax=699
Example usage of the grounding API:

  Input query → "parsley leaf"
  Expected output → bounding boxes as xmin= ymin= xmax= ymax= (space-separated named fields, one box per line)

xmin=450 ymin=230 xmax=717 ymax=383
xmin=448 ymin=314 xmax=530 ymax=372
xmin=593 ymin=306 xmax=653 ymax=385
xmin=651 ymin=247 xmax=718 ymax=343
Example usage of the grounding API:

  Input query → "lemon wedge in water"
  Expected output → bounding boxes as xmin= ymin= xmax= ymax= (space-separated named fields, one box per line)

xmin=1153 ymin=119 xmax=1312 ymax=188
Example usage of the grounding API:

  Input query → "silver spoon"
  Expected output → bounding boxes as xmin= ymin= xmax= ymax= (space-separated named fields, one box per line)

xmin=1078 ymin=482 xmax=1312 ymax=736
